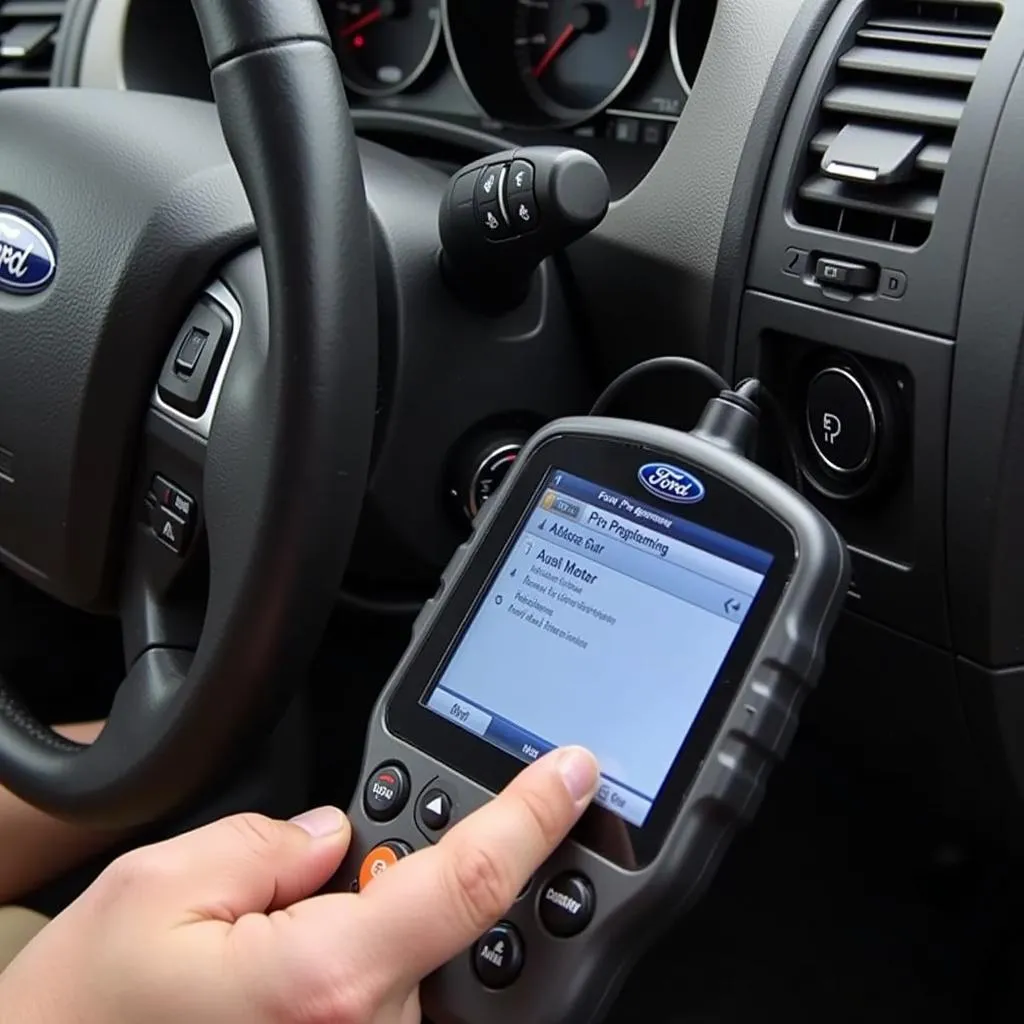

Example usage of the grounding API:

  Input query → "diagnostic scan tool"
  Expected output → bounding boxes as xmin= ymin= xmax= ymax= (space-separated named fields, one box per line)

xmin=340 ymin=404 xmax=849 ymax=1024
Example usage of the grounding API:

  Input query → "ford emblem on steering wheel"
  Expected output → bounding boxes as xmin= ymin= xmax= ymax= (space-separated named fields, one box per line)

xmin=0 ymin=208 xmax=56 ymax=295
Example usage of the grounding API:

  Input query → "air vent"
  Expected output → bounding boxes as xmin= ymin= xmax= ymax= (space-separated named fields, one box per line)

xmin=0 ymin=0 xmax=65 ymax=90
xmin=794 ymin=1 xmax=1002 ymax=247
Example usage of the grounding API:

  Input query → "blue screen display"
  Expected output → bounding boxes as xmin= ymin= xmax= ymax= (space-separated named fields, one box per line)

xmin=422 ymin=469 xmax=772 ymax=827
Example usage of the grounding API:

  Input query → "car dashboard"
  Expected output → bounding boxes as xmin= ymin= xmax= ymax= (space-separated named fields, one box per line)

xmin=5 ymin=0 xmax=1024 ymax=901
xmin=86 ymin=0 xmax=716 ymax=196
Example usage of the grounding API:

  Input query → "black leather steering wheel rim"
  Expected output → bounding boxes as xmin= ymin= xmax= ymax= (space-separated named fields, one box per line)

xmin=0 ymin=0 xmax=376 ymax=827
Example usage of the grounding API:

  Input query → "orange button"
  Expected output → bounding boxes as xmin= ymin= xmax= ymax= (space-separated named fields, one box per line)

xmin=359 ymin=842 xmax=409 ymax=890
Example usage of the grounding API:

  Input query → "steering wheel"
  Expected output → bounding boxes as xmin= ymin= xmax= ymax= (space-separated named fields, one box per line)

xmin=0 ymin=0 xmax=376 ymax=826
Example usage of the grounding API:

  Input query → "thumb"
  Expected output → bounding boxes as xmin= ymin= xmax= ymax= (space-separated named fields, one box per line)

xmin=111 ymin=807 xmax=351 ymax=924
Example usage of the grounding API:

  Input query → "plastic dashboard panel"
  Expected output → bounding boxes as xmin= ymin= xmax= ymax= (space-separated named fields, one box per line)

xmin=564 ymin=0 xmax=810 ymax=376
xmin=948 ymin=51 xmax=1024 ymax=670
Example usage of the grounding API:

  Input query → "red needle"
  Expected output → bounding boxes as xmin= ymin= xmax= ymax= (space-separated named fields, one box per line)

xmin=533 ymin=23 xmax=575 ymax=78
xmin=340 ymin=7 xmax=383 ymax=38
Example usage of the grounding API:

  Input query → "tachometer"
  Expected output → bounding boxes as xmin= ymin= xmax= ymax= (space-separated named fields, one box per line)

xmin=514 ymin=0 xmax=657 ymax=122
xmin=335 ymin=0 xmax=442 ymax=98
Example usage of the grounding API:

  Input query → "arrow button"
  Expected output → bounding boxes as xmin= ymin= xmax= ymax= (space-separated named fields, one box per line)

xmin=507 ymin=159 xmax=535 ymax=198
xmin=417 ymin=786 xmax=452 ymax=831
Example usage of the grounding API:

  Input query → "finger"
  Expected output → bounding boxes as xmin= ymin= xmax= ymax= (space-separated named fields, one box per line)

xmin=53 ymin=720 xmax=105 ymax=745
xmin=290 ymin=746 xmax=599 ymax=989
xmin=104 ymin=807 xmax=350 ymax=923
xmin=400 ymin=988 xmax=421 ymax=1024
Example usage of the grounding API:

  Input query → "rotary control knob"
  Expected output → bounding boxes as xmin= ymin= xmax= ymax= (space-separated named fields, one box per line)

xmin=798 ymin=352 xmax=904 ymax=500
xmin=805 ymin=367 xmax=877 ymax=476
xmin=448 ymin=434 xmax=526 ymax=523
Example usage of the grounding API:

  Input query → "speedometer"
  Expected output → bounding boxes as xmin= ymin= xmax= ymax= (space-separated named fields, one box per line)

xmin=513 ymin=0 xmax=657 ymax=122
xmin=335 ymin=0 xmax=442 ymax=98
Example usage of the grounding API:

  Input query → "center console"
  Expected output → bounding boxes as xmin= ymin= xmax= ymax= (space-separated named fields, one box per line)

xmin=719 ymin=0 xmax=1024 ymax=832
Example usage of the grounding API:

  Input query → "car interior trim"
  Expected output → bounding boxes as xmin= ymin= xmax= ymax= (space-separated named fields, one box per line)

xmin=76 ymin=0 xmax=127 ymax=89
xmin=707 ymin=0 xmax=841 ymax=380
xmin=50 ymin=0 xmax=101 ymax=86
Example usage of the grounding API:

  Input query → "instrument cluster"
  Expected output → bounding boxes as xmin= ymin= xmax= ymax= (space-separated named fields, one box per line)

xmin=329 ymin=0 xmax=716 ymax=143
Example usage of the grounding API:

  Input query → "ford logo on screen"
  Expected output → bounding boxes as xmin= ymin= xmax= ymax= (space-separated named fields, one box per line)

xmin=638 ymin=462 xmax=706 ymax=504
xmin=0 ymin=210 xmax=56 ymax=295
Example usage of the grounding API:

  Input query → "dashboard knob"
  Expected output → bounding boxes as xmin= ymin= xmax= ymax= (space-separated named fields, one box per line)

xmin=799 ymin=353 xmax=904 ymax=500
xmin=805 ymin=366 xmax=877 ymax=476
xmin=448 ymin=433 xmax=526 ymax=523
xmin=438 ymin=146 xmax=610 ymax=310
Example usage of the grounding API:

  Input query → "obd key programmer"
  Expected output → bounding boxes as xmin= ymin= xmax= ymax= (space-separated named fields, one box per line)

xmin=340 ymin=384 xmax=850 ymax=1024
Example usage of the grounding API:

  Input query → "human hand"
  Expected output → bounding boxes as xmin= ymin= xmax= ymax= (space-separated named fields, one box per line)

xmin=0 ymin=746 xmax=599 ymax=1023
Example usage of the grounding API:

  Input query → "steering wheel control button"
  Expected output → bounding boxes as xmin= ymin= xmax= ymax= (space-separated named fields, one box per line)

xmin=153 ymin=476 xmax=196 ymax=523
xmin=473 ymin=922 xmax=524 ymax=989
xmin=364 ymin=764 xmax=410 ymax=822
xmin=506 ymin=159 xmax=535 ymax=198
xmin=438 ymin=146 xmax=609 ymax=310
xmin=475 ymin=164 xmax=505 ymax=207
xmin=417 ymin=787 xmax=452 ymax=831
xmin=805 ymin=367 xmax=878 ymax=476
xmin=538 ymin=872 xmax=595 ymax=938
xmin=510 ymin=192 xmax=539 ymax=233
xmin=477 ymin=200 xmax=512 ymax=240
xmin=812 ymin=256 xmax=879 ymax=294
xmin=156 ymin=297 xmax=232 ymax=418
xmin=148 ymin=504 xmax=188 ymax=555
xmin=173 ymin=326 xmax=209 ymax=378
xmin=358 ymin=840 xmax=412 ymax=891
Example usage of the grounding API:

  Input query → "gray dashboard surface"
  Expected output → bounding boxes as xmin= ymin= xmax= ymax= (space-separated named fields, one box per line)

xmin=569 ymin=0 xmax=806 ymax=372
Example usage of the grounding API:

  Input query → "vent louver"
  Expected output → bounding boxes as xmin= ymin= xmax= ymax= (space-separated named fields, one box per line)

xmin=0 ymin=0 xmax=65 ymax=89
xmin=794 ymin=1 xmax=1002 ymax=247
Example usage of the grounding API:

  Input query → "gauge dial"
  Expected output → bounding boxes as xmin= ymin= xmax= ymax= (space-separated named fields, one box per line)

xmin=514 ymin=0 xmax=657 ymax=122
xmin=335 ymin=0 xmax=442 ymax=97
xmin=670 ymin=0 xmax=716 ymax=94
